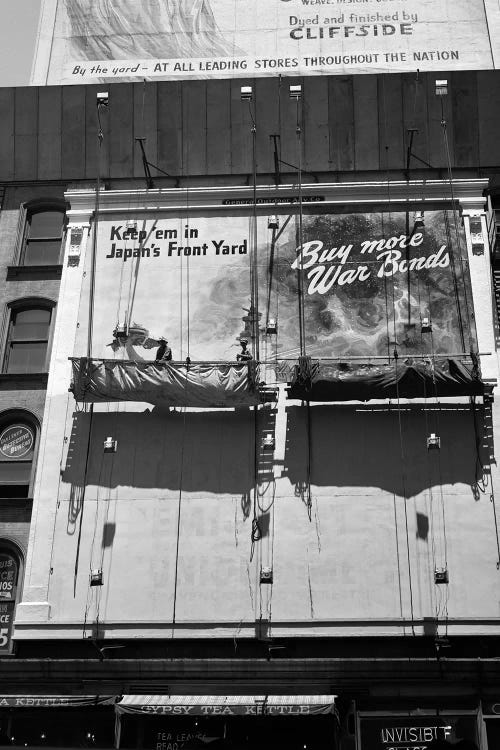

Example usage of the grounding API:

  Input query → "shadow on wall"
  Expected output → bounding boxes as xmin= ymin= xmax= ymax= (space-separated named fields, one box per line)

xmin=415 ymin=512 xmax=429 ymax=540
xmin=284 ymin=402 xmax=491 ymax=496
xmin=62 ymin=407 xmax=258 ymax=494
xmin=62 ymin=401 xmax=490 ymax=516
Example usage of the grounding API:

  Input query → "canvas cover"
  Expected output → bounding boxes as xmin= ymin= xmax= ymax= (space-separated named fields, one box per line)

xmin=287 ymin=356 xmax=484 ymax=401
xmin=70 ymin=358 xmax=259 ymax=408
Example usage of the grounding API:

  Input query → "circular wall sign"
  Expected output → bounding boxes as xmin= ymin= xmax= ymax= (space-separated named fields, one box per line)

xmin=0 ymin=424 xmax=34 ymax=459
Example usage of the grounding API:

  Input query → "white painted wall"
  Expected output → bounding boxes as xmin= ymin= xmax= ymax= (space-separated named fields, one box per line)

xmin=15 ymin=182 xmax=500 ymax=641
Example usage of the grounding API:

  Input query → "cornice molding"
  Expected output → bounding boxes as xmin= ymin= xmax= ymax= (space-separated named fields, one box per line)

xmin=65 ymin=179 xmax=489 ymax=216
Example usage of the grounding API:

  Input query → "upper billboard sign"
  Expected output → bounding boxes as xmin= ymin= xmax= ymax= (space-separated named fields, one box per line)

xmin=31 ymin=0 xmax=499 ymax=85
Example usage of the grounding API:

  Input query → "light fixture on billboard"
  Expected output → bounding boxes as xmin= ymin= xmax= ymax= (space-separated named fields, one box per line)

xmin=268 ymin=215 xmax=279 ymax=230
xmin=240 ymin=86 xmax=253 ymax=101
xmin=262 ymin=433 xmax=275 ymax=450
xmin=469 ymin=217 xmax=485 ymax=255
xmin=260 ymin=566 xmax=273 ymax=584
xmin=434 ymin=567 xmax=448 ymax=584
xmin=427 ymin=433 xmax=441 ymax=450
xmin=90 ymin=569 xmax=103 ymax=586
xmin=435 ymin=79 xmax=448 ymax=97
xmin=113 ymin=325 xmax=128 ymax=340
xmin=484 ymin=388 xmax=494 ymax=404
xmin=96 ymin=91 xmax=109 ymax=106
xmin=421 ymin=317 xmax=432 ymax=333
xmin=266 ymin=318 xmax=277 ymax=335
xmin=289 ymin=84 xmax=302 ymax=100
xmin=103 ymin=436 xmax=117 ymax=453
xmin=413 ymin=211 xmax=425 ymax=227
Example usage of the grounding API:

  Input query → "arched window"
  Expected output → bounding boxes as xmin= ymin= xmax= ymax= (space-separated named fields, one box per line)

xmin=0 ymin=411 xmax=39 ymax=499
xmin=3 ymin=300 xmax=55 ymax=374
xmin=20 ymin=200 xmax=66 ymax=266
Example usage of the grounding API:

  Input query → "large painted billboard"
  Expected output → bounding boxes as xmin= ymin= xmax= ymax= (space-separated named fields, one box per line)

xmin=88 ymin=208 xmax=475 ymax=365
xmin=31 ymin=0 xmax=498 ymax=84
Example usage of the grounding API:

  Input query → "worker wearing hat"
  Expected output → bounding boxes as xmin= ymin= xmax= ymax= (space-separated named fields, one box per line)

xmin=155 ymin=337 xmax=172 ymax=363
xmin=236 ymin=338 xmax=252 ymax=362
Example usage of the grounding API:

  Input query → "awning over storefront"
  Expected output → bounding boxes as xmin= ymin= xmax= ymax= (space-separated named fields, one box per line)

xmin=0 ymin=696 xmax=116 ymax=707
xmin=287 ymin=356 xmax=484 ymax=402
xmin=70 ymin=358 xmax=260 ymax=408
xmin=116 ymin=695 xmax=337 ymax=716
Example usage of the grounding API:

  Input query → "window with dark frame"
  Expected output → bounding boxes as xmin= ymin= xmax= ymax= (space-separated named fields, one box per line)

xmin=21 ymin=207 xmax=65 ymax=266
xmin=3 ymin=306 xmax=53 ymax=374
xmin=0 ymin=415 xmax=38 ymax=499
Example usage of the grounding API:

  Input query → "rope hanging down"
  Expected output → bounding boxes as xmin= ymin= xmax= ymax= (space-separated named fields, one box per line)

xmin=76 ymin=93 xmax=108 ymax=606
xmin=381 ymin=102 xmax=417 ymax=634
xmin=439 ymin=93 xmax=473 ymax=353
xmin=295 ymin=94 xmax=306 ymax=359
xmin=87 ymin=97 xmax=107 ymax=359
xmin=248 ymin=99 xmax=260 ymax=361
xmin=292 ymin=87 xmax=312 ymax=517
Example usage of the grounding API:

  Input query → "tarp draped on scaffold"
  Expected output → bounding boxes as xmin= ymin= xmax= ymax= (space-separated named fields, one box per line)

xmin=286 ymin=357 xmax=485 ymax=402
xmin=70 ymin=358 xmax=260 ymax=408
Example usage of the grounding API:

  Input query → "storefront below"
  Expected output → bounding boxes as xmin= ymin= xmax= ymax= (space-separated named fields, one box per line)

xmin=0 ymin=696 xmax=115 ymax=748
xmin=0 ymin=696 xmax=338 ymax=750
xmin=0 ymin=697 xmax=490 ymax=749
xmin=358 ymin=713 xmax=481 ymax=750
xmin=116 ymin=696 xmax=338 ymax=750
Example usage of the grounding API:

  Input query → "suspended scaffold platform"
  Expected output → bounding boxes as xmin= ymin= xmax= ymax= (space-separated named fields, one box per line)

xmin=286 ymin=356 xmax=485 ymax=402
xmin=70 ymin=358 xmax=261 ymax=408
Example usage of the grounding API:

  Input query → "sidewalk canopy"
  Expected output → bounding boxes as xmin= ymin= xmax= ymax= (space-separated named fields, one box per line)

xmin=116 ymin=695 xmax=337 ymax=716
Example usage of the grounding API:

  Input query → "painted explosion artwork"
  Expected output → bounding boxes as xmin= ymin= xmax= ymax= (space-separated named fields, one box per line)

xmin=90 ymin=209 xmax=475 ymax=363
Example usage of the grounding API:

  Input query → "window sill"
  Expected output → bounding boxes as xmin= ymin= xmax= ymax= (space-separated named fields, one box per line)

xmin=0 ymin=373 xmax=48 ymax=389
xmin=7 ymin=265 xmax=62 ymax=280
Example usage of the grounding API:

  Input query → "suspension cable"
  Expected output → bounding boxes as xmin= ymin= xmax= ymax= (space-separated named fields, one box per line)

xmin=440 ymin=96 xmax=473 ymax=351
xmin=381 ymin=108 xmax=416 ymax=633
xmin=248 ymin=100 xmax=260 ymax=361
xmin=295 ymin=95 xmax=306 ymax=358
xmin=87 ymin=100 xmax=106 ymax=359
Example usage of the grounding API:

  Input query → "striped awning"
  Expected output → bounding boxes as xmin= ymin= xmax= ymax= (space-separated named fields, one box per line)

xmin=116 ymin=695 xmax=336 ymax=716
